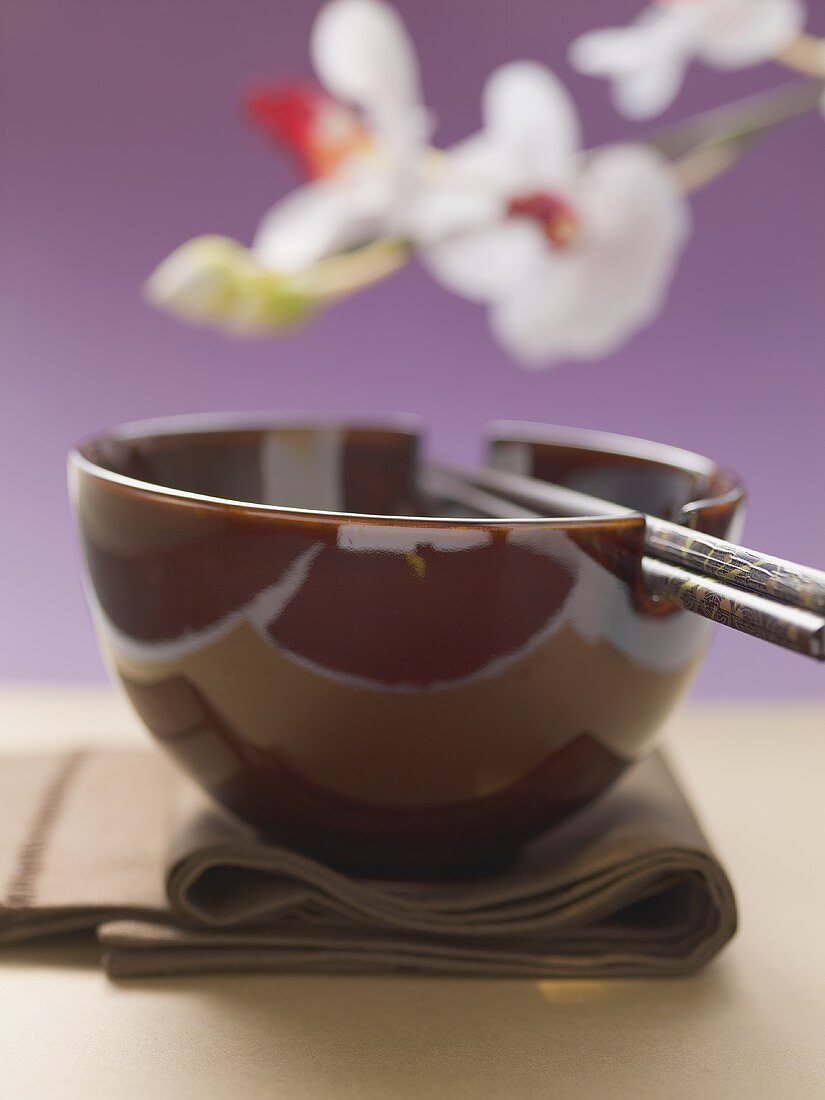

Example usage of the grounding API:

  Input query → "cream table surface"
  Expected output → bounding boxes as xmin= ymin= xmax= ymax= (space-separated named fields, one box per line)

xmin=0 ymin=685 xmax=823 ymax=1100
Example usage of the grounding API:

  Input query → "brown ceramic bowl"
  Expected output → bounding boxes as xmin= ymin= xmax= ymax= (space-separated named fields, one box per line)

xmin=69 ymin=416 xmax=745 ymax=876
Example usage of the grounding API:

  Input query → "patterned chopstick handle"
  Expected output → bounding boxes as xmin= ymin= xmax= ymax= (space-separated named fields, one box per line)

xmin=642 ymin=557 xmax=825 ymax=661
xmin=646 ymin=521 xmax=825 ymax=615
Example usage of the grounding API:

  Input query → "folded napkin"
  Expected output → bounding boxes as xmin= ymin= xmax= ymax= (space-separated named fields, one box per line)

xmin=0 ymin=747 xmax=736 ymax=979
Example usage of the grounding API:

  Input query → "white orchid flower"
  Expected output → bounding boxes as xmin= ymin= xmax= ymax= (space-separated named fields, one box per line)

xmin=570 ymin=0 xmax=806 ymax=120
xmin=413 ymin=63 xmax=690 ymax=367
xmin=252 ymin=0 xmax=428 ymax=275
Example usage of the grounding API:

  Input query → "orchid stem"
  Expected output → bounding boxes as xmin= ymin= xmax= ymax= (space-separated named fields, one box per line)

xmin=670 ymin=142 xmax=750 ymax=194
xmin=291 ymin=237 xmax=410 ymax=300
xmin=649 ymin=79 xmax=823 ymax=160
xmin=777 ymin=33 xmax=825 ymax=78
xmin=647 ymin=79 xmax=823 ymax=194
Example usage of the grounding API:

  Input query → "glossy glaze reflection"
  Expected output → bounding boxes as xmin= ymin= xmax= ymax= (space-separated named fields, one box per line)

xmin=69 ymin=419 xmax=745 ymax=875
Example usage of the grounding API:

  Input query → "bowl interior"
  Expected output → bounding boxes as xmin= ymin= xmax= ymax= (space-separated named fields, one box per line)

xmin=79 ymin=422 xmax=424 ymax=518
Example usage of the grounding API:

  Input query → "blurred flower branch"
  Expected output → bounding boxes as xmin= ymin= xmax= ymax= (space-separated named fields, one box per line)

xmin=778 ymin=31 xmax=825 ymax=77
xmin=146 ymin=0 xmax=824 ymax=368
xmin=658 ymin=78 xmax=824 ymax=190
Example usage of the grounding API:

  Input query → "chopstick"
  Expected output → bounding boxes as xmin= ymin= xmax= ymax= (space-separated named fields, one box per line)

xmin=434 ymin=462 xmax=825 ymax=615
xmin=639 ymin=557 xmax=824 ymax=661
xmin=422 ymin=466 xmax=825 ymax=662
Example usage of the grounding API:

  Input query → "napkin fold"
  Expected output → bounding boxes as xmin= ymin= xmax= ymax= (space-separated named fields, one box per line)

xmin=0 ymin=747 xmax=736 ymax=978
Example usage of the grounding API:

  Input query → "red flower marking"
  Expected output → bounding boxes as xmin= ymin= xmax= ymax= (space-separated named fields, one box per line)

xmin=245 ymin=82 xmax=369 ymax=180
xmin=507 ymin=191 xmax=579 ymax=248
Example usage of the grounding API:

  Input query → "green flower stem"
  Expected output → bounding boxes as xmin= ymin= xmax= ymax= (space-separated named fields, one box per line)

xmin=290 ymin=238 xmax=411 ymax=300
xmin=650 ymin=78 xmax=822 ymax=158
xmin=647 ymin=79 xmax=824 ymax=194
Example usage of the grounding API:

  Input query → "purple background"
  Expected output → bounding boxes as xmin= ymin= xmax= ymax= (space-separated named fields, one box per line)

xmin=2 ymin=0 xmax=823 ymax=696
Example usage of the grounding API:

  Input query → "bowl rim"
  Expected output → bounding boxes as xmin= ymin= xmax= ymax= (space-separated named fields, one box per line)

xmin=68 ymin=412 xmax=745 ymax=528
